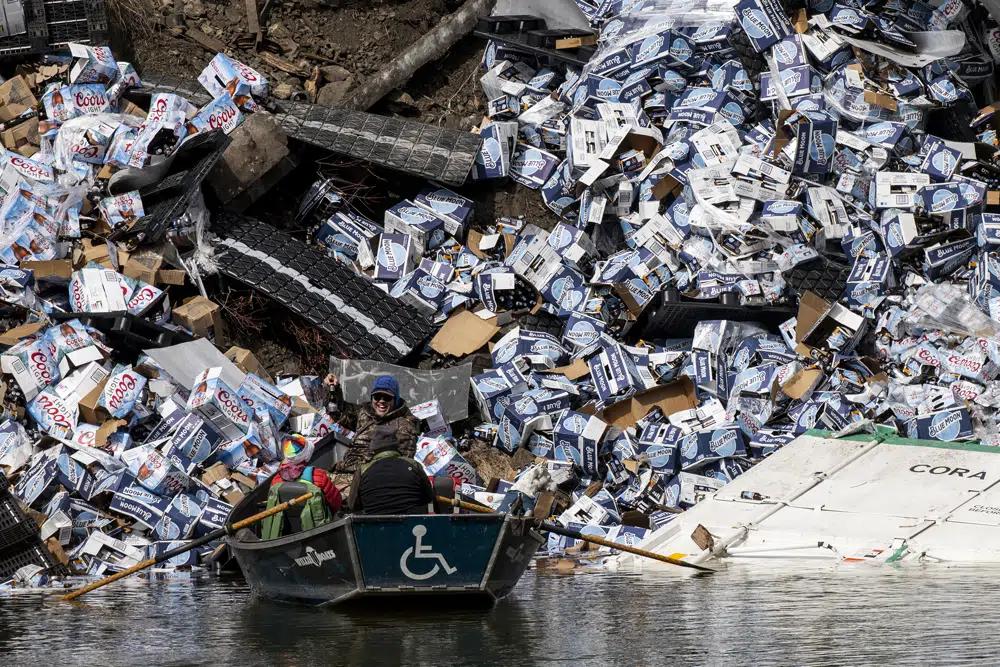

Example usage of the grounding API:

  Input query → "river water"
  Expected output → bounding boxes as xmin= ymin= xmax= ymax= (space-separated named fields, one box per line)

xmin=0 ymin=563 xmax=996 ymax=666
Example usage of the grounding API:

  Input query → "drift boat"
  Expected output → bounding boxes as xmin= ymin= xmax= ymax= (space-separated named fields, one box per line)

xmin=227 ymin=481 xmax=544 ymax=607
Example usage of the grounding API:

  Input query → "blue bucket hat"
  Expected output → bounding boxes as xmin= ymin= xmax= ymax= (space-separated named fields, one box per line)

xmin=371 ymin=375 xmax=402 ymax=409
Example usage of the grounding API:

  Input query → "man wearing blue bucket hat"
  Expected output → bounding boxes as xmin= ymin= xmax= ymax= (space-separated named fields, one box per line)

xmin=331 ymin=374 xmax=420 ymax=474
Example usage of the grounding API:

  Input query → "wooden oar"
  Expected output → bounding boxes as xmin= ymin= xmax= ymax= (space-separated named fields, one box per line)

xmin=436 ymin=496 xmax=713 ymax=573
xmin=61 ymin=491 xmax=314 ymax=602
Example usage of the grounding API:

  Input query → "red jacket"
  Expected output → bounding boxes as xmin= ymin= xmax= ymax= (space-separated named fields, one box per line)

xmin=270 ymin=465 xmax=342 ymax=513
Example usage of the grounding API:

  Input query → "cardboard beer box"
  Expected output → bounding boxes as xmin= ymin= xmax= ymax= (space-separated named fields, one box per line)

xmin=0 ymin=419 xmax=31 ymax=472
xmin=749 ymin=427 xmax=796 ymax=458
xmin=69 ymin=44 xmax=119 ymax=84
xmin=414 ymin=185 xmax=473 ymax=237
xmin=671 ymin=471 xmax=727 ymax=506
xmin=186 ymin=367 xmax=252 ymax=439
xmin=153 ymin=492 xmax=203 ymax=541
xmin=410 ymin=400 xmax=450 ymax=438
xmin=109 ymin=481 xmax=171 ymax=530
xmin=636 ymin=421 xmax=682 ymax=473
xmin=471 ymin=364 xmax=528 ymax=424
xmin=79 ymin=531 xmax=145 ymax=569
xmin=679 ymin=425 xmax=748 ymax=471
xmin=414 ymin=436 xmax=481 ymax=487
xmin=497 ymin=392 xmax=552 ymax=454
xmin=53 ymin=444 xmax=94 ymax=497
xmin=491 ymin=327 xmax=568 ymax=369
xmin=552 ymin=411 xmax=607 ymax=475
xmin=192 ymin=496 xmax=233 ymax=538
xmin=558 ymin=494 xmax=614 ymax=527
xmin=98 ymin=364 xmax=146 ymax=419
xmin=906 ymin=406 xmax=974 ymax=441
xmin=121 ymin=444 xmax=195 ymax=496
xmin=373 ymin=232 xmax=418 ymax=282
xmin=163 ymin=413 xmax=224 ymax=472
xmin=383 ymin=201 xmax=446 ymax=255
xmin=148 ymin=541 xmax=201 ymax=568
xmin=509 ymin=142 xmax=561 ymax=189
xmin=588 ymin=342 xmax=644 ymax=402
xmin=237 ymin=373 xmax=293 ymax=428
xmin=27 ymin=389 xmax=77 ymax=438
xmin=172 ymin=295 xmax=230 ymax=347
xmin=2 ymin=336 xmax=60 ymax=400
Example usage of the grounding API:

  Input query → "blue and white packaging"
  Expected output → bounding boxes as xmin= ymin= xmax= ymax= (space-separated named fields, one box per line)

xmin=675 ymin=471 xmax=726 ymax=506
xmin=509 ymin=143 xmax=560 ymax=189
xmin=636 ymin=422 xmax=682 ymax=473
xmin=497 ymin=393 xmax=552 ymax=454
xmin=679 ymin=426 xmax=748 ymax=471
xmin=845 ymin=254 xmax=893 ymax=309
xmin=588 ymin=343 xmax=642 ymax=402
xmin=109 ymin=482 xmax=170 ymax=530
xmin=563 ymin=312 xmax=606 ymax=351
xmin=383 ymin=201 xmax=445 ymax=254
xmin=413 ymin=185 xmax=473 ymax=237
xmin=546 ymin=223 xmax=596 ymax=270
xmin=919 ymin=136 xmax=962 ymax=181
xmin=373 ymin=233 xmax=417 ymax=282
xmin=735 ymin=0 xmax=792 ymax=51
xmin=759 ymin=199 xmax=802 ymax=232
xmin=473 ymin=121 xmax=517 ymax=180
xmin=153 ymin=492 xmax=202 ymax=541
xmin=906 ymin=406 xmax=974 ymax=441
xmin=163 ymin=413 xmax=224 ymax=472
xmin=793 ymin=115 xmax=838 ymax=174
xmin=920 ymin=182 xmax=983 ymax=214
xmin=552 ymin=411 xmax=607 ymax=476
xmin=471 ymin=365 xmax=528 ymax=424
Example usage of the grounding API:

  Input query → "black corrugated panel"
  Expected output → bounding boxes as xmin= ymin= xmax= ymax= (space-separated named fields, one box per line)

xmin=137 ymin=74 xmax=481 ymax=186
xmin=213 ymin=214 xmax=435 ymax=362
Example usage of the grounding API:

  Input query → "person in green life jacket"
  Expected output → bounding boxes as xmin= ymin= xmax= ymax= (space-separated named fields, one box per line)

xmin=348 ymin=425 xmax=434 ymax=515
xmin=261 ymin=434 xmax=343 ymax=539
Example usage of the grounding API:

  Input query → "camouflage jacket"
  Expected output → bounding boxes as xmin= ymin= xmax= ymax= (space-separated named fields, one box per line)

xmin=337 ymin=403 xmax=420 ymax=473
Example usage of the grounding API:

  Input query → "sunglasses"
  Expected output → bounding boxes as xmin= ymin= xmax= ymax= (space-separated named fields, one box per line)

xmin=371 ymin=393 xmax=395 ymax=403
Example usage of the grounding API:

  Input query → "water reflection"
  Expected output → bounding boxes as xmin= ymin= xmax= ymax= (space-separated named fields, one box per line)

xmin=1 ymin=565 xmax=999 ymax=666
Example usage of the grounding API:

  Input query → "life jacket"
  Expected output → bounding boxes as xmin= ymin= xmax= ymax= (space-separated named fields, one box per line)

xmin=260 ymin=467 xmax=333 ymax=540
xmin=360 ymin=449 xmax=402 ymax=473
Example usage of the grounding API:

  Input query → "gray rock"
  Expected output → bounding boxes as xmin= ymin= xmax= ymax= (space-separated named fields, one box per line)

xmin=317 ymin=78 xmax=353 ymax=106
xmin=273 ymin=83 xmax=294 ymax=100
xmin=320 ymin=64 xmax=351 ymax=83
xmin=185 ymin=0 xmax=205 ymax=18
xmin=268 ymin=21 xmax=292 ymax=39
xmin=208 ymin=113 xmax=290 ymax=204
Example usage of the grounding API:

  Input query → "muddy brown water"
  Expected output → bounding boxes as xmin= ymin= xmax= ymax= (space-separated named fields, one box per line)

xmin=0 ymin=564 xmax=996 ymax=665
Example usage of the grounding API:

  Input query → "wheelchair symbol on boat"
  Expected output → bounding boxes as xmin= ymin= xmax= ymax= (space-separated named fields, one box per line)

xmin=400 ymin=524 xmax=457 ymax=580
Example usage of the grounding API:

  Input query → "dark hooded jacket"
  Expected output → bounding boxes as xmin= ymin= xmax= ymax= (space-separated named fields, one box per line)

xmin=347 ymin=426 xmax=433 ymax=515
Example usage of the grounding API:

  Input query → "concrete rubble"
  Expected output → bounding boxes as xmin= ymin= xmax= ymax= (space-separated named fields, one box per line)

xmin=4 ymin=0 xmax=1000 ymax=585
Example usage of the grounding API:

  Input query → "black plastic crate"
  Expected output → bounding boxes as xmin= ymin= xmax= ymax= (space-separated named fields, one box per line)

xmin=50 ymin=311 xmax=196 ymax=353
xmin=526 ymin=28 xmax=596 ymax=50
xmin=0 ymin=539 xmax=65 ymax=581
xmin=635 ymin=290 xmax=797 ymax=339
xmin=784 ymin=255 xmax=851 ymax=302
xmin=109 ymin=129 xmax=230 ymax=246
xmin=473 ymin=14 xmax=595 ymax=68
xmin=0 ymin=493 xmax=38 ymax=553
xmin=476 ymin=15 xmax=545 ymax=34
xmin=0 ymin=0 xmax=49 ymax=58
xmin=44 ymin=0 xmax=106 ymax=47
